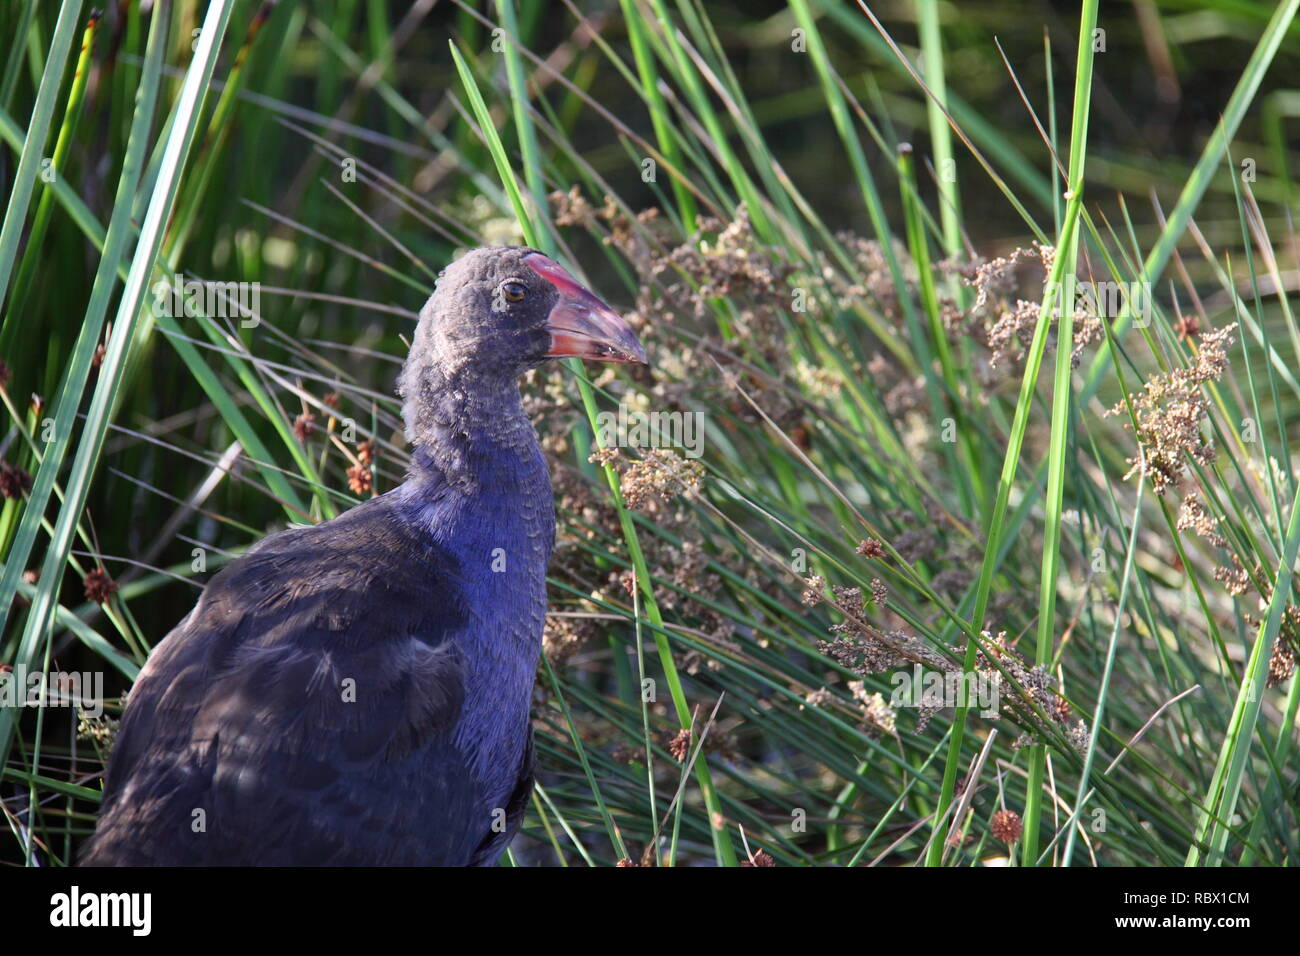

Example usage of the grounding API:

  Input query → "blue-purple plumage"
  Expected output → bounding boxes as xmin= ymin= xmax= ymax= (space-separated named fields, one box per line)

xmin=82 ymin=246 xmax=643 ymax=866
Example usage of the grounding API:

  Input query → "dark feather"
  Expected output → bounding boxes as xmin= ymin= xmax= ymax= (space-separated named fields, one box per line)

xmin=82 ymin=493 xmax=531 ymax=866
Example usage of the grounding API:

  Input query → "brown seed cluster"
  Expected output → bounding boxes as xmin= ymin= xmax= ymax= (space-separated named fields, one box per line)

xmin=667 ymin=727 xmax=692 ymax=762
xmin=990 ymin=809 xmax=1023 ymax=844
xmin=869 ymin=578 xmax=888 ymax=607
xmin=1213 ymin=564 xmax=1251 ymax=597
xmin=1071 ymin=312 xmax=1103 ymax=368
xmin=827 ymin=234 xmax=924 ymax=329
xmin=1176 ymin=494 xmax=1226 ymax=548
xmin=1269 ymin=635 xmax=1296 ymax=689
xmin=1106 ymin=323 xmax=1237 ymax=494
xmin=970 ymin=245 xmax=1052 ymax=312
xmin=550 ymin=433 xmax=735 ymax=662
xmin=856 ymin=538 xmax=886 ymax=559
xmin=818 ymin=584 xmax=948 ymax=677
xmin=976 ymin=632 xmax=1089 ymax=753
xmin=542 ymin=613 xmax=596 ymax=664
xmin=1176 ymin=491 xmax=1266 ymax=605
xmin=346 ymin=462 xmax=373 ymax=495
xmin=83 ymin=567 xmax=119 ymax=604
xmin=587 ymin=445 xmax=621 ymax=469
xmin=800 ymin=575 xmax=825 ymax=607
xmin=802 ymin=686 xmax=833 ymax=710
xmin=1174 ymin=313 xmax=1201 ymax=340
xmin=0 ymin=461 xmax=32 ymax=499
xmin=551 ymin=191 xmax=811 ymax=434
xmin=293 ymin=410 xmax=316 ymax=443
xmin=968 ymin=244 xmax=1056 ymax=369
xmin=846 ymin=680 xmax=897 ymax=738
xmin=615 ymin=448 xmax=704 ymax=512
xmin=544 ymin=449 xmax=735 ymax=664
xmin=985 ymin=298 xmax=1043 ymax=369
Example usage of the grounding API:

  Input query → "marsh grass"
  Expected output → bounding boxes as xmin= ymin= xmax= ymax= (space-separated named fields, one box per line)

xmin=1 ymin=0 xmax=1299 ymax=866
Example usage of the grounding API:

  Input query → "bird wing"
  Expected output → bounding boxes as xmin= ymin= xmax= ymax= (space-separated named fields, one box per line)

xmin=82 ymin=493 xmax=495 ymax=866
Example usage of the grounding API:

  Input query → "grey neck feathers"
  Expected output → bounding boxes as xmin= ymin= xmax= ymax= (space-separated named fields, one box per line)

xmin=397 ymin=308 xmax=540 ymax=497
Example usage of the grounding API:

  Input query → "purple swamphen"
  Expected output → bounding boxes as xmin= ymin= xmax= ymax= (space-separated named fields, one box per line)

xmin=81 ymin=247 xmax=646 ymax=866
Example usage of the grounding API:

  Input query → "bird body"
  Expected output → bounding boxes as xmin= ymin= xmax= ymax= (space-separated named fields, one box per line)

xmin=82 ymin=247 xmax=645 ymax=865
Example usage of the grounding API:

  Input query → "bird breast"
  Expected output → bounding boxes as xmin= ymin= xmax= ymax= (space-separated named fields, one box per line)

xmin=400 ymin=438 xmax=555 ymax=810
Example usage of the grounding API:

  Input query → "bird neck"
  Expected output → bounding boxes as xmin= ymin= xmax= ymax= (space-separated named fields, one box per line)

xmin=402 ymin=361 xmax=545 ymax=501
xmin=394 ymin=361 xmax=554 ymax=797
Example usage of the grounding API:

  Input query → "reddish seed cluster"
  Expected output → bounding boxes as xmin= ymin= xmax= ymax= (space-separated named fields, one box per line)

xmin=0 ymin=461 xmax=33 ymax=499
xmin=347 ymin=462 xmax=372 ymax=495
xmin=667 ymin=728 xmax=692 ymax=763
xmin=346 ymin=440 xmax=378 ymax=495
xmin=990 ymin=809 xmax=1023 ymax=844
xmin=83 ymin=567 xmax=119 ymax=605
xmin=856 ymin=538 xmax=886 ymax=558
xmin=293 ymin=411 xmax=316 ymax=443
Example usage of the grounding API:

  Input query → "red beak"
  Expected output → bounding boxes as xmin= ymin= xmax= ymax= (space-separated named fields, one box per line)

xmin=524 ymin=252 xmax=647 ymax=365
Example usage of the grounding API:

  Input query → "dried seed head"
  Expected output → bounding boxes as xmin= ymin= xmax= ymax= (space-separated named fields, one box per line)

xmin=801 ymin=575 xmax=825 ymax=606
xmin=1176 ymin=494 xmax=1227 ymax=548
xmin=869 ymin=578 xmax=888 ymax=607
xmin=1214 ymin=562 xmax=1250 ymax=597
xmin=587 ymin=446 xmax=621 ymax=468
xmin=848 ymin=680 xmax=898 ymax=737
xmin=347 ymin=462 xmax=373 ymax=495
xmin=990 ymin=809 xmax=1023 ymax=844
xmin=1107 ymin=324 xmax=1236 ymax=494
xmin=0 ymin=461 xmax=33 ymax=499
xmin=1268 ymin=637 xmax=1296 ymax=689
xmin=619 ymin=448 xmax=704 ymax=511
xmin=83 ymin=567 xmax=119 ymax=605
xmin=856 ymin=538 xmax=886 ymax=559
xmin=667 ymin=727 xmax=692 ymax=762
xmin=802 ymin=686 xmax=833 ymax=710
xmin=293 ymin=411 xmax=317 ymax=443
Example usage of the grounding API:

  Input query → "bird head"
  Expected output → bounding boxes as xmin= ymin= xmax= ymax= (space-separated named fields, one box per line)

xmin=413 ymin=246 xmax=646 ymax=378
xmin=399 ymin=246 xmax=646 ymax=451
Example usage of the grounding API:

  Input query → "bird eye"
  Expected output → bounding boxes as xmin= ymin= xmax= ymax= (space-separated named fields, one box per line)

xmin=501 ymin=281 xmax=527 ymax=304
